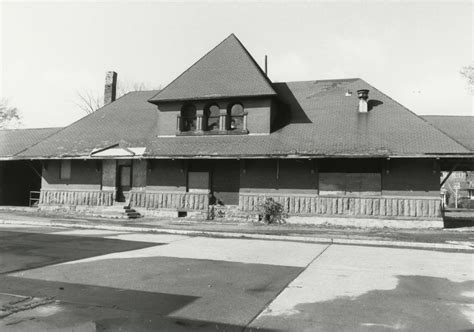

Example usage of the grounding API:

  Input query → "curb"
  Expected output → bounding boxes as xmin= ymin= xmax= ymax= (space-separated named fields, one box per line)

xmin=1 ymin=219 xmax=473 ymax=252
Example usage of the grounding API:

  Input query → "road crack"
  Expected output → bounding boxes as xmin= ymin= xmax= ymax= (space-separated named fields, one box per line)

xmin=243 ymin=243 xmax=332 ymax=331
xmin=0 ymin=296 xmax=56 ymax=319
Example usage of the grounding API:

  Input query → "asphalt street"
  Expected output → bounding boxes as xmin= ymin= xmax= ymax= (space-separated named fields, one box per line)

xmin=0 ymin=224 xmax=472 ymax=331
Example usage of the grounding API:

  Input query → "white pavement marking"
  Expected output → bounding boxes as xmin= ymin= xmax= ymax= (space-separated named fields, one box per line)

xmin=257 ymin=244 xmax=473 ymax=317
xmin=60 ymin=237 xmax=327 ymax=267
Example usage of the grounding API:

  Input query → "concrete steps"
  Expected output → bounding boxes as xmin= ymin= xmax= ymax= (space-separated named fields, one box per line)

xmin=120 ymin=204 xmax=142 ymax=219
xmin=87 ymin=204 xmax=142 ymax=219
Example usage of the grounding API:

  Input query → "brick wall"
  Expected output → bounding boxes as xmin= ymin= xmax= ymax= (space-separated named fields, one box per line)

xmin=132 ymin=160 xmax=147 ymax=189
xmin=156 ymin=97 xmax=273 ymax=135
xmin=146 ymin=160 xmax=186 ymax=192
xmin=211 ymin=160 xmax=240 ymax=205
xmin=240 ymin=159 xmax=318 ymax=194
xmin=101 ymin=160 xmax=116 ymax=190
xmin=41 ymin=160 xmax=101 ymax=190
xmin=382 ymin=159 xmax=440 ymax=197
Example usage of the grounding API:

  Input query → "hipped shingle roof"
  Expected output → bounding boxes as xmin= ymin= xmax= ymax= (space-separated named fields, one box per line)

xmin=0 ymin=127 xmax=61 ymax=159
xmin=12 ymin=34 xmax=472 ymax=160
xmin=422 ymin=115 xmax=474 ymax=151
xmin=16 ymin=79 xmax=471 ymax=159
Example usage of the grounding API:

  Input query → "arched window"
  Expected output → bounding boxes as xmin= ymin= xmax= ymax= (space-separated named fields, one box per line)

xmin=205 ymin=104 xmax=220 ymax=131
xmin=229 ymin=103 xmax=244 ymax=130
xmin=181 ymin=104 xmax=196 ymax=132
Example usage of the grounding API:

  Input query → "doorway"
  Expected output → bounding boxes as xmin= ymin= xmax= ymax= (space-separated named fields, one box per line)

xmin=116 ymin=161 xmax=132 ymax=202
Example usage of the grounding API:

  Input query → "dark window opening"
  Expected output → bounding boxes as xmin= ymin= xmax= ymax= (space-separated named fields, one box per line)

xmin=205 ymin=104 xmax=220 ymax=131
xmin=229 ymin=103 xmax=244 ymax=131
xmin=181 ymin=104 xmax=197 ymax=132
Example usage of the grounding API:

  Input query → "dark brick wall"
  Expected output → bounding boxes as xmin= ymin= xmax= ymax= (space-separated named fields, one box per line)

xmin=240 ymin=158 xmax=439 ymax=198
xmin=101 ymin=160 xmax=116 ymax=189
xmin=382 ymin=158 xmax=440 ymax=197
xmin=187 ymin=160 xmax=240 ymax=205
xmin=156 ymin=97 xmax=273 ymax=135
xmin=146 ymin=159 xmax=241 ymax=205
xmin=132 ymin=160 xmax=147 ymax=188
xmin=240 ymin=159 xmax=318 ymax=194
xmin=211 ymin=160 xmax=240 ymax=205
xmin=42 ymin=160 xmax=101 ymax=190
xmin=318 ymin=158 xmax=381 ymax=173
xmin=146 ymin=160 xmax=186 ymax=191
xmin=35 ymin=158 xmax=441 ymax=205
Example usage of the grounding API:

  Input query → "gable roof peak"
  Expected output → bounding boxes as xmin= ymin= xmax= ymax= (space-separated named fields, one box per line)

xmin=149 ymin=34 xmax=276 ymax=103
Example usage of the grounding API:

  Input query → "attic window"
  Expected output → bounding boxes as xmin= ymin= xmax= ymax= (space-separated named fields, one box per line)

xmin=205 ymin=104 xmax=220 ymax=131
xmin=229 ymin=103 xmax=244 ymax=130
xmin=180 ymin=104 xmax=197 ymax=132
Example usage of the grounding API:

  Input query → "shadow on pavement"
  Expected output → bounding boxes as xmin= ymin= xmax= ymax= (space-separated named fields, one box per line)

xmin=252 ymin=275 xmax=474 ymax=331
xmin=0 ymin=276 xmax=279 ymax=331
xmin=0 ymin=230 xmax=160 ymax=274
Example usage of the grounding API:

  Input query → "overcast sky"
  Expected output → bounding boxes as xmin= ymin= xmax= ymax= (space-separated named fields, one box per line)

xmin=1 ymin=1 xmax=472 ymax=128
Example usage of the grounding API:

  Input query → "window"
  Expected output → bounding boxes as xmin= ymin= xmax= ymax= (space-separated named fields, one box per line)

xmin=60 ymin=160 xmax=71 ymax=180
xmin=229 ymin=103 xmax=244 ymax=130
xmin=188 ymin=171 xmax=210 ymax=193
xmin=205 ymin=104 xmax=220 ymax=131
xmin=181 ymin=104 xmax=196 ymax=132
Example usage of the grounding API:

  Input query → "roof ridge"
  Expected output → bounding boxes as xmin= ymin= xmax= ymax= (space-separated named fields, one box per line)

xmin=148 ymin=35 xmax=235 ymax=102
xmin=358 ymin=79 xmax=471 ymax=153
xmin=148 ymin=34 xmax=276 ymax=103
xmin=16 ymin=92 xmax=139 ymax=157
xmin=229 ymin=34 xmax=276 ymax=94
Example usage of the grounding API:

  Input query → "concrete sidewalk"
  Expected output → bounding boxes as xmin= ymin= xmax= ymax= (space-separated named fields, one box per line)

xmin=0 ymin=210 xmax=473 ymax=251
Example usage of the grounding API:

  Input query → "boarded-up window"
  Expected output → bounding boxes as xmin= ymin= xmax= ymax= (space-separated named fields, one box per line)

xmin=319 ymin=173 xmax=346 ymax=194
xmin=346 ymin=173 xmax=381 ymax=194
xmin=60 ymin=160 xmax=71 ymax=180
xmin=188 ymin=172 xmax=209 ymax=193
xmin=319 ymin=173 xmax=381 ymax=195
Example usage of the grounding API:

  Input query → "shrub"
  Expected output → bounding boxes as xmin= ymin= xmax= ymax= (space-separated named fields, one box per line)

xmin=258 ymin=198 xmax=287 ymax=224
xmin=457 ymin=197 xmax=472 ymax=209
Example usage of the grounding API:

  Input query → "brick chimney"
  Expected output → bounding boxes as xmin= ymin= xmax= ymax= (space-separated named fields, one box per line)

xmin=357 ymin=89 xmax=369 ymax=113
xmin=104 ymin=71 xmax=117 ymax=105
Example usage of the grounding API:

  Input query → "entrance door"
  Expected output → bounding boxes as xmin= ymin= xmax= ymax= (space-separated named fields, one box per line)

xmin=117 ymin=165 xmax=132 ymax=202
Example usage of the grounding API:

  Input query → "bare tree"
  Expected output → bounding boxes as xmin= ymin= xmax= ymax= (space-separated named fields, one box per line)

xmin=0 ymin=99 xmax=22 ymax=129
xmin=117 ymin=80 xmax=154 ymax=97
xmin=75 ymin=80 xmax=161 ymax=114
xmin=460 ymin=64 xmax=474 ymax=93
xmin=74 ymin=90 xmax=103 ymax=115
